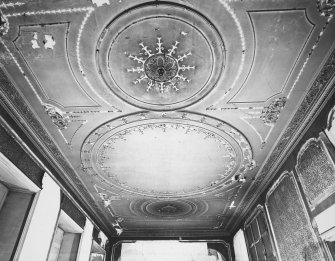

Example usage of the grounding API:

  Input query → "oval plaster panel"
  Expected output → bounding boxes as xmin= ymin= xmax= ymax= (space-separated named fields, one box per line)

xmin=96 ymin=3 xmax=225 ymax=110
xmin=81 ymin=112 xmax=253 ymax=198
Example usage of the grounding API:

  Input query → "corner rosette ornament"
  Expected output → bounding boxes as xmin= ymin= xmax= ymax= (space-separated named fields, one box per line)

xmin=127 ymin=37 xmax=195 ymax=93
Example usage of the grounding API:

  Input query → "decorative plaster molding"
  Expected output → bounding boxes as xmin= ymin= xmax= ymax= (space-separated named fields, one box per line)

xmin=210 ymin=8 xmax=332 ymax=112
xmin=1 ymin=5 xmax=121 ymax=111
xmin=237 ymin=97 xmax=287 ymax=144
xmin=0 ymin=2 xmax=24 ymax=9
xmin=210 ymin=0 xmax=246 ymax=106
xmin=317 ymin=0 xmax=335 ymax=17
xmin=260 ymin=97 xmax=287 ymax=125
xmin=80 ymin=111 xmax=254 ymax=198
xmin=0 ymin=2 xmax=24 ymax=36
xmin=287 ymin=14 xmax=333 ymax=99
xmin=91 ymin=0 xmax=110 ymax=7
xmin=94 ymin=184 xmax=123 ymax=208
xmin=44 ymin=104 xmax=69 ymax=130
xmin=97 ymin=2 xmax=225 ymax=110
xmin=0 ymin=9 xmax=9 ymax=36
xmin=210 ymin=97 xmax=287 ymax=144
xmin=43 ymin=104 xmax=88 ymax=146
xmin=129 ymin=199 xmax=208 ymax=220
xmin=0 ymin=66 xmax=113 ymax=234
xmin=127 ymin=37 xmax=195 ymax=93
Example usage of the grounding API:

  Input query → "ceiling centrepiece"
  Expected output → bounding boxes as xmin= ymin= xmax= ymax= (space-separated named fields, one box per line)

xmin=129 ymin=198 xmax=208 ymax=219
xmin=97 ymin=3 xmax=225 ymax=110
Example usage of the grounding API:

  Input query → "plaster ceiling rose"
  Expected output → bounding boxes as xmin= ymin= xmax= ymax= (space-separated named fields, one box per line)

xmin=129 ymin=199 xmax=206 ymax=219
xmin=96 ymin=3 xmax=225 ymax=110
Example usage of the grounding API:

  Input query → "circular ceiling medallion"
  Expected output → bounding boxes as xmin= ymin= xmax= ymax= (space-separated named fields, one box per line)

xmin=81 ymin=112 xmax=253 ymax=198
xmin=129 ymin=199 xmax=204 ymax=219
xmin=144 ymin=54 xmax=178 ymax=82
xmin=96 ymin=3 xmax=225 ymax=110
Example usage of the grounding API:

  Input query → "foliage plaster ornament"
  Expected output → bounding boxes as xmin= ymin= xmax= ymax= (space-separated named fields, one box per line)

xmin=43 ymin=34 xmax=55 ymax=49
xmin=0 ymin=2 xmax=24 ymax=35
xmin=0 ymin=10 xmax=9 ymax=36
xmin=95 ymin=184 xmax=124 ymax=208
xmin=91 ymin=0 xmax=110 ymax=7
xmin=260 ymin=97 xmax=287 ymax=125
xmin=112 ymin=222 xmax=123 ymax=236
xmin=0 ymin=2 xmax=24 ymax=9
xmin=317 ymin=0 xmax=335 ymax=16
xmin=233 ymin=98 xmax=287 ymax=145
xmin=31 ymin=32 xmax=40 ymax=49
xmin=127 ymin=37 xmax=195 ymax=93
xmin=44 ymin=104 xmax=69 ymax=130
xmin=43 ymin=104 xmax=93 ymax=146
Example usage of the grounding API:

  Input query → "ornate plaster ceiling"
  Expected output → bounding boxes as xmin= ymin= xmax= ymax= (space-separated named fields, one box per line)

xmin=0 ymin=0 xmax=335 ymax=237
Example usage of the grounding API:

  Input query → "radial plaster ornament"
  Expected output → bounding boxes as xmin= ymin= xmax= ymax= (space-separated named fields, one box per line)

xmin=127 ymin=37 xmax=195 ymax=93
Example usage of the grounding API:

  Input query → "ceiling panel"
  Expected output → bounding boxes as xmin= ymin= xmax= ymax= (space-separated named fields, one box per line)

xmin=0 ymin=0 xmax=334 ymax=237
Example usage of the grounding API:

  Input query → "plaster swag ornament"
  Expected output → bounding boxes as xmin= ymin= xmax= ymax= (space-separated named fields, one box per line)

xmin=127 ymin=37 xmax=195 ymax=93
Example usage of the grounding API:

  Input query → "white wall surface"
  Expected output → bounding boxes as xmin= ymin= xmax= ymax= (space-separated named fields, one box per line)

xmin=233 ymin=229 xmax=249 ymax=261
xmin=18 ymin=174 xmax=61 ymax=261
xmin=76 ymin=218 xmax=93 ymax=261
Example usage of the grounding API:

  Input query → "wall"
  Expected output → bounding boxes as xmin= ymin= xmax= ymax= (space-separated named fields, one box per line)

xmin=77 ymin=218 xmax=94 ymax=261
xmin=0 ymin=116 xmax=101 ymax=261
xmin=58 ymin=233 xmax=81 ymax=261
xmin=0 ymin=191 xmax=33 ymax=261
xmin=48 ymin=227 xmax=65 ymax=261
xmin=0 ymin=182 xmax=8 ymax=210
xmin=233 ymin=230 xmax=248 ymax=261
xmin=18 ymin=174 xmax=61 ymax=261
xmin=236 ymin=91 xmax=335 ymax=261
xmin=108 ymin=238 xmax=234 ymax=261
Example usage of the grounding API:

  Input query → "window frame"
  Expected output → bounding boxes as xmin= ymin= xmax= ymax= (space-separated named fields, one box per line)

xmin=243 ymin=205 xmax=278 ymax=261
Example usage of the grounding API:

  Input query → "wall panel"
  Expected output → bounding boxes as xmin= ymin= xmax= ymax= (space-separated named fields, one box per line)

xmin=266 ymin=172 xmax=324 ymax=261
xmin=296 ymin=136 xmax=335 ymax=208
